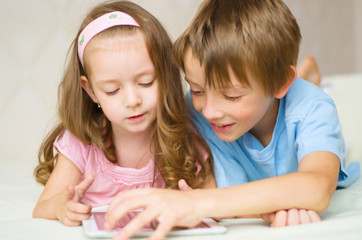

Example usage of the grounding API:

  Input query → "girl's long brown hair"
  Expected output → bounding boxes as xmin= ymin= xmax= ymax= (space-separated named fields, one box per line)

xmin=34 ymin=0 xmax=213 ymax=189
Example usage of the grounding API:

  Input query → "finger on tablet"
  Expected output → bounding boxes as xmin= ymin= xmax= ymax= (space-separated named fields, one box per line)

xmin=106 ymin=194 xmax=149 ymax=230
xmin=108 ymin=189 xmax=150 ymax=214
xmin=113 ymin=209 xmax=159 ymax=240
xmin=148 ymin=217 xmax=175 ymax=240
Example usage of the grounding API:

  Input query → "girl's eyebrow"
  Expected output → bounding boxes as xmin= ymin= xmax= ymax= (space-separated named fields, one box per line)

xmin=134 ymin=69 xmax=155 ymax=79
xmin=95 ymin=69 xmax=155 ymax=85
xmin=95 ymin=79 xmax=119 ymax=85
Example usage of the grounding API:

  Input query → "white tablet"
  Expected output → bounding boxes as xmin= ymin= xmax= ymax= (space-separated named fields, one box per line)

xmin=83 ymin=205 xmax=227 ymax=238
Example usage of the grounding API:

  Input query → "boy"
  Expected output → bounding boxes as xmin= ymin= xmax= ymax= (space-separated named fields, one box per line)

xmin=105 ymin=1 xmax=359 ymax=239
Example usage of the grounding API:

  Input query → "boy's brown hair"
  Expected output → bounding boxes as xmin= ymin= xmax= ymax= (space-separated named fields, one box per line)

xmin=173 ymin=0 xmax=301 ymax=95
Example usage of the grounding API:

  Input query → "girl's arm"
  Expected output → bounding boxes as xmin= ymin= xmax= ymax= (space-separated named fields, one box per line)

xmin=33 ymin=153 xmax=94 ymax=226
xmin=105 ymin=151 xmax=338 ymax=239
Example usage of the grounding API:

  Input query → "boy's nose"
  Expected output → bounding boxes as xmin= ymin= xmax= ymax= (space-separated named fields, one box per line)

xmin=201 ymin=94 xmax=223 ymax=120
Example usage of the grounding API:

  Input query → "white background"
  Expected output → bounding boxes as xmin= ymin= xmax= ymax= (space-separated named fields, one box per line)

xmin=0 ymin=0 xmax=361 ymax=179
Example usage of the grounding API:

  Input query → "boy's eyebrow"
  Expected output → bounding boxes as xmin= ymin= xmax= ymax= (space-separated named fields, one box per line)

xmin=184 ymin=77 xmax=192 ymax=84
xmin=184 ymin=77 xmax=200 ymax=86
xmin=219 ymin=84 xmax=245 ymax=90
xmin=184 ymin=78 xmax=205 ymax=89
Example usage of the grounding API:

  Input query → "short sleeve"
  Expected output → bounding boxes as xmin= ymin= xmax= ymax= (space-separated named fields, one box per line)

xmin=295 ymin=99 xmax=345 ymax=161
xmin=295 ymin=99 xmax=348 ymax=181
xmin=53 ymin=130 xmax=91 ymax=173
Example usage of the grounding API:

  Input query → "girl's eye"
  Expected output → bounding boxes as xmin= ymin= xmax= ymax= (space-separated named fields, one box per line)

xmin=224 ymin=95 xmax=241 ymax=102
xmin=139 ymin=80 xmax=155 ymax=87
xmin=106 ymin=89 xmax=119 ymax=95
xmin=190 ymin=90 xmax=203 ymax=96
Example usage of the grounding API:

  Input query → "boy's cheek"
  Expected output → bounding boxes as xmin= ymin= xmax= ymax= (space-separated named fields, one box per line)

xmin=192 ymin=99 xmax=203 ymax=113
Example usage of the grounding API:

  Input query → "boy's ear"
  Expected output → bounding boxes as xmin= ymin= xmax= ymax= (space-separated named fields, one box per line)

xmin=80 ymin=76 xmax=99 ymax=103
xmin=274 ymin=65 xmax=297 ymax=99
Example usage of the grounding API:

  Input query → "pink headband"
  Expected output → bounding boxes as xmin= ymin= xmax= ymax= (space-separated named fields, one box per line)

xmin=77 ymin=11 xmax=140 ymax=67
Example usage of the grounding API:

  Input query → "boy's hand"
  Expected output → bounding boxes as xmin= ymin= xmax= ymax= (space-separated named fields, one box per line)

xmin=262 ymin=208 xmax=321 ymax=227
xmin=55 ymin=174 xmax=95 ymax=226
xmin=105 ymin=188 xmax=205 ymax=240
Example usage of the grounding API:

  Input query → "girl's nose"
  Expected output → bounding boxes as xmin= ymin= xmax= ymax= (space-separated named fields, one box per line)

xmin=123 ymin=86 xmax=141 ymax=108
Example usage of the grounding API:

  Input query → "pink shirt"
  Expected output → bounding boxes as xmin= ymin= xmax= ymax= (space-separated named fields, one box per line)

xmin=54 ymin=130 xmax=165 ymax=207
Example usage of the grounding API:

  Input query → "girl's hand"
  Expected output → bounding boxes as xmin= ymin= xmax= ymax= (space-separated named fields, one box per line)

xmin=105 ymin=188 xmax=205 ymax=240
xmin=261 ymin=208 xmax=321 ymax=227
xmin=55 ymin=174 xmax=95 ymax=226
xmin=178 ymin=179 xmax=193 ymax=191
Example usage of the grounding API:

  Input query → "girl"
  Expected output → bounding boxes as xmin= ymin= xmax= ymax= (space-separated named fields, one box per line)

xmin=32 ymin=0 xmax=214 ymax=226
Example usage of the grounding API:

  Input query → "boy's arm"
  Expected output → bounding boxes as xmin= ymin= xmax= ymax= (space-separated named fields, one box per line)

xmin=32 ymin=153 xmax=94 ymax=226
xmin=181 ymin=151 xmax=326 ymax=225
xmin=206 ymin=151 xmax=339 ymax=217
xmin=104 ymin=151 xmax=338 ymax=239
xmin=183 ymin=150 xmax=338 ymax=214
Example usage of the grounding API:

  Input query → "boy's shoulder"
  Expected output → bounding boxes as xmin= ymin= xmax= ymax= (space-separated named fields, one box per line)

xmin=284 ymin=78 xmax=336 ymax=117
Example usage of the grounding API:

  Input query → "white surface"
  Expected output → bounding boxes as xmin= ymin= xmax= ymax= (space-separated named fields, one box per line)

xmin=0 ymin=74 xmax=361 ymax=239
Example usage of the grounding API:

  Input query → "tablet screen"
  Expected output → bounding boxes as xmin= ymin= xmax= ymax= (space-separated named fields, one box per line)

xmin=93 ymin=211 xmax=156 ymax=231
xmin=93 ymin=211 xmax=211 ymax=232
xmin=82 ymin=206 xmax=227 ymax=238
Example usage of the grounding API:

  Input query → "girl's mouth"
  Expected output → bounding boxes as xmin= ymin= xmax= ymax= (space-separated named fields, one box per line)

xmin=128 ymin=113 xmax=145 ymax=121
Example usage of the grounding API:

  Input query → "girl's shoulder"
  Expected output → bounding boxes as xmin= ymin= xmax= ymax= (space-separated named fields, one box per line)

xmin=55 ymin=129 xmax=92 ymax=152
xmin=54 ymin=129 xmax=98 ymax=173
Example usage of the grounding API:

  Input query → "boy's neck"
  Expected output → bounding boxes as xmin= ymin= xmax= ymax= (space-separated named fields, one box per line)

xmin=249 ymin=98 xmax=280 ymax=147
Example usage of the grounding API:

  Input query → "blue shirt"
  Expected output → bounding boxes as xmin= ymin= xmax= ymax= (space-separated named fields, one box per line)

xmin=191 ymin=78 xmax=359 ymax=188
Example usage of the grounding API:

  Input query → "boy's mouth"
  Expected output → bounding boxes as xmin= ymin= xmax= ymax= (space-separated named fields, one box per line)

xmin=210 ymin=122 xmax=234 ymax=132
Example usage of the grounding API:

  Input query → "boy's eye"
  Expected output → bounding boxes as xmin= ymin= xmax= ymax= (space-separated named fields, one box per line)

xmin=223 ymin=95 xmax=241 ymax=101
xmin=190 ymin=90 xmax=203 ymax=96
